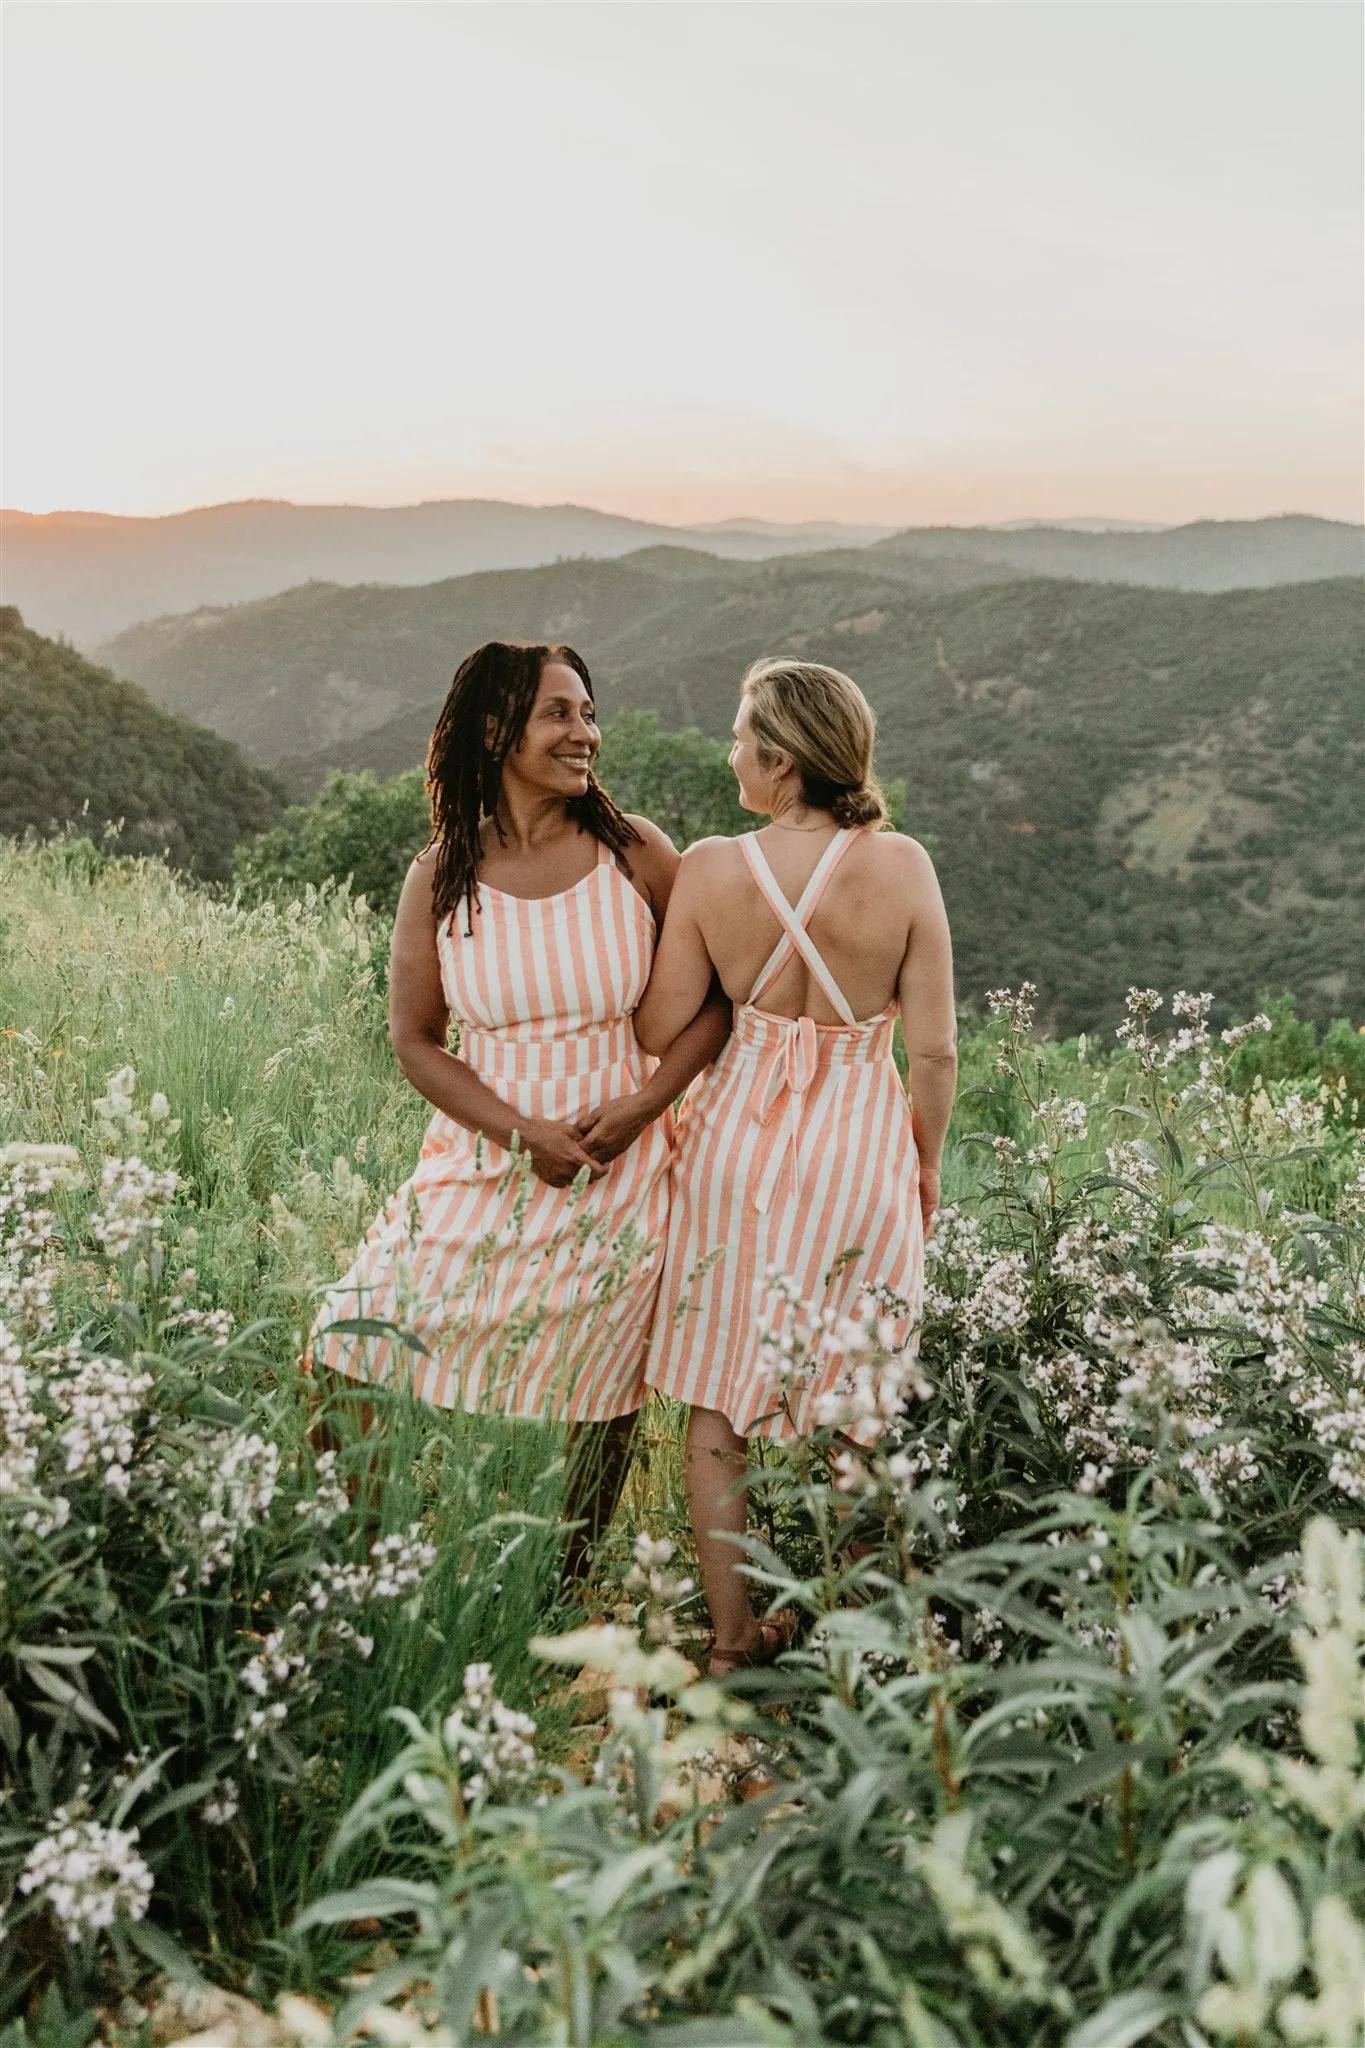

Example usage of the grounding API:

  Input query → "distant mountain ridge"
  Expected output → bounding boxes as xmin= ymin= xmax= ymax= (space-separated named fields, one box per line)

xmin=4 ymin=495 xmax=1358 ymax=644
xmin=0 ymin=499 xmax=895 ymax=646
xmin=873 ymin=515 xmax=1362 ymax=589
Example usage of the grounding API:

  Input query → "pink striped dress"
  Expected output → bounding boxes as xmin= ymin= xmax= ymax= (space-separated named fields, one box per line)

xmin=645 ymin=828 xmax=924 ymax=1439
xmin=311 ymin=839 xmax=670 ymax=1423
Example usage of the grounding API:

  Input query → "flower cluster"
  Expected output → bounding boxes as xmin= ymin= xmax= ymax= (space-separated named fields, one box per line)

xmin=51 ymin=1354 xmax=154 ymax=1498
xmin=305 ymin=1522 xmax=436 ymax=1611
xmin=92 ymin=1065 xmax=179 ymax=1145
xmin=0 ymin=1324 xmax=45 ymax=1504
xmin=624 ymin=1531 xmax=695 ymax=1647
xmin=441 ymin=1662 xmax=539 ymax=1807
xmin=164 ymin=1304 xmax=235 ymax=1346
xmin=195 ymin=1431 xmax=280 ymax=1582
xmin=0 ymin=1149 xmax=74 ymax=1337
xmin=295 ymin=1447 xmax=350 ymax=1529
xmin=200 ymin=1779 xmax=241 ymax=1827
xmin=1296 ymin=1346 xmax=1365 ymax=1504
xmin=18 ymin=1813 xmax=153 ymax=1941
xmin=986 ymin=982 xmax=1037 ymax=1038
xmin=1192 ymin=1225 xmax=1330 ymax=1383
xmin=236 ymin=1629 xmax=312 ymax=1758
xmin=759 ymin=1269 xmax=928 ymax=1440
xmin=90 ymin=1154 xmax=180 ymax=1259
xmin=923 ymin=1208 xmax=1032 ymax=1353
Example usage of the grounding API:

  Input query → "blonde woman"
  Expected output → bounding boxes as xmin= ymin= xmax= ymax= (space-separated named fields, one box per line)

xmin=623 ymin=659 xmax=957 ymax=1672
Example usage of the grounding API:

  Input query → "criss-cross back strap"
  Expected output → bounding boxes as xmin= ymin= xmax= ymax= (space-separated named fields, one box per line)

xmin=741 ymin=829 xmax=859 ymax=1025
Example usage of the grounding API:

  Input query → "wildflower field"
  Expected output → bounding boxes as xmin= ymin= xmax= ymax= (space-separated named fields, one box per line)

xmin=2 ymin=836 xmax=1363 ymax=2048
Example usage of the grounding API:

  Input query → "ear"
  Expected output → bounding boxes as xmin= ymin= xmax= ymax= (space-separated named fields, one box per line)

xmin=483 ymin=713 xmax=498 ymax=750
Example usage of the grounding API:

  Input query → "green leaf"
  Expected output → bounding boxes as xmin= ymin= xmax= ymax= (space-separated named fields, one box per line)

xmin=20 ymin=1660 xmax=120 ymax=1739
xmin=126 ymin=1919 xmax=208 ymax=1988
xmin=1027 ymin=1742 xmax=1162 ymax=1828
xmin=184 ymin=1387 xmax=246 ymax=1425
xmin=293 ymin=1879 xmax=439 ymax=1932
xmin=317 ymin=1315 xmax=432 ymax=1357
xmin=1065 ymin=1987 xmax=1179 ymax=2048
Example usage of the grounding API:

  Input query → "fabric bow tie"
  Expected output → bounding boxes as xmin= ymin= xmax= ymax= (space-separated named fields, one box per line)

xmin=754 ymin=1014 xmax=819 ymax=1214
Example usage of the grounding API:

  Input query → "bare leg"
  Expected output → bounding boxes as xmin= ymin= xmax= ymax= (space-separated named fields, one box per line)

xmin=562 ymin=1412 xmax=639 ymax=1585
xmin=307 ymin=1366 xmax=376 ymax=1460
xmin=685 ymin=1405 xmax=761 ymax=1665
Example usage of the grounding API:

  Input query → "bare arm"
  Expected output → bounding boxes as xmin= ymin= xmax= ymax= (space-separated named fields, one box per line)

xmin=632 ymin=844 xmax=719 ymax=1056
xmin=578 ymin=829 xmax=732 ymax=1165
xmin=896 ymin=844 xmax=958 ymax=1235
xmin=387 ymin=857 xmax=599 ymax=1188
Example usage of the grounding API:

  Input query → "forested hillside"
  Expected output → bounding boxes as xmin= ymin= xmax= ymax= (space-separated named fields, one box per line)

xmin=100 ymin=546 xmax=1028 ymax=768
xmin=104 ymin=555 xmax=1364 ymax=1032
xmin=0 ymin=608 xmax=284 ymax=878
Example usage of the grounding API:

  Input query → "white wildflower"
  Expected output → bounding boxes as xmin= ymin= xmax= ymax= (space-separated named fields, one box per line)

xmin=51 ymin=1355 xmax=153 ymax=1497
xmin=295 ymin=1447 xmax=349 ymax=1529
xmin=235 ymin=1630 xmax=310 ymax=1757
xmin=306 ymin=1521 xmax=435 ymax=1609
xmin=90 ymin=1156 xmax=179 ymax=1259
xmin=18 ymin=1813 xmax=153 ymax=1940
xmin=196 ymin=1431 xmax=279 ymax=1582
xmin=200 ymin=1780 xmax=240 ymax=1826
xmin=441 ymin=1662 xmax=538 ymax=1807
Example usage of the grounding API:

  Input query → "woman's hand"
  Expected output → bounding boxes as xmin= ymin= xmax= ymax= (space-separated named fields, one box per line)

xmin=514 ymin=1117 xmax=604 ymax=1188
xmin=574 ymin=1094 xmax=652 ymax=1168
xmin=918 ymin=1162 xmax=941 ymax=1240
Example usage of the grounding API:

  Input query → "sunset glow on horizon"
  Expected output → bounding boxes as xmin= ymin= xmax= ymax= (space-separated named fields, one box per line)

xmin=4 ymin=2 xmax=1361 ymax=528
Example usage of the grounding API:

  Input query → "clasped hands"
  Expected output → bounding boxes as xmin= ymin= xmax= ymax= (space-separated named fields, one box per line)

xmin=512 ymin=1093 xmax=655 ymax=1188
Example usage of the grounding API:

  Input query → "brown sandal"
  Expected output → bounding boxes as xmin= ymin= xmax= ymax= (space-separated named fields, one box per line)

xmin=708 ymin=1608 xmax=799 ymax=1677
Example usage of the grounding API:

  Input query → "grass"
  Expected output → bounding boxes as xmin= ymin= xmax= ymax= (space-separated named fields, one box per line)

xmin=3 ymin=837 xmax=1363 ymax=2040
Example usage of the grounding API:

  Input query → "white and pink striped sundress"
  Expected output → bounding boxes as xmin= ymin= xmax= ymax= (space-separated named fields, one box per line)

xmin=311 ymin=838 xmax=671 ymax=1423
xmin=645 ymin=827 xmax=924 ymax=1439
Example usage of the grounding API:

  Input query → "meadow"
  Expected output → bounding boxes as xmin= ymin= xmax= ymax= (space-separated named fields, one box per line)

xmin=2 ymin=837 xmax=1363 ymax=2048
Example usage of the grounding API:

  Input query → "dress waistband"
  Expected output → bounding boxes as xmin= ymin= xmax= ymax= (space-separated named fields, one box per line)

xmin=460 ymin=1016 xmax=638 ymax=1084
xmin=734 ymin=1004 xmax=896 ymax=1061
xmin=738 ymin=1005 xmax=897 ymax=1214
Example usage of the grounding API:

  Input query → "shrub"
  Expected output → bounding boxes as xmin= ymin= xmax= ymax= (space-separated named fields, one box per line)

xmin=232 ymin=771 xmax=431 ymax=918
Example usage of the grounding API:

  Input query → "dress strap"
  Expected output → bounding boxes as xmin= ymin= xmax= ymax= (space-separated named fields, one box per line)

xmin=741 ymin=829 xmax=859 ymax=1024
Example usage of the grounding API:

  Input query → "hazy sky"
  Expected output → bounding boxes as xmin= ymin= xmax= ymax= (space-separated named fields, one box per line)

xmin=4 ymin=2 xmax=1361 ymax=525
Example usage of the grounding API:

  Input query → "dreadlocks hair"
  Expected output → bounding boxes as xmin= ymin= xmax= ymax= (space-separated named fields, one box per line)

xmin=424 ymin=642 xmax=641 ymax=935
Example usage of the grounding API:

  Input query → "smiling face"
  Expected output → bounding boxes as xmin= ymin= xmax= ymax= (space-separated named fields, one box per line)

xmin=501 ymin=659 xmax=601 ymax=802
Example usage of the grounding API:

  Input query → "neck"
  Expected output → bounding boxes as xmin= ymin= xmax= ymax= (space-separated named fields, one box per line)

xmin=766 ymin=790 xmax=836 ymax=831
xmin=490 ymin=784 xmax=576 ymax=852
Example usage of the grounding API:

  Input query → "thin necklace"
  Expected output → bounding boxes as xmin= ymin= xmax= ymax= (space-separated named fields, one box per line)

xmin=766 ymin=818 xmax=837 ymax=834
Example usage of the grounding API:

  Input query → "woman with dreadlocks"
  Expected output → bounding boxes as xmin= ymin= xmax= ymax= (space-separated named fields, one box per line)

xmin=310 ymin=643 xmax=729 ymax=1574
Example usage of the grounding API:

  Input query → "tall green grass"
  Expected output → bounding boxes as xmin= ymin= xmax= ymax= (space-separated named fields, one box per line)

xmin=3 ymin=839 xmax=1361 ymax=2024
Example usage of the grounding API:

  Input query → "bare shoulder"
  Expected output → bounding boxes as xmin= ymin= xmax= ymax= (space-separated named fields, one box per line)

xmin=680 ymin=832 xmax=749 ymax=871
xmin=622 ymin=813 xmax=678 ymax=858
xmin=398 ymin=848 xmax=438 ymax=917
xmin=618 ymin=816 xmax=681 ymax=919
xmin=869 ymin=827 xmax=936 ymax=866
xmin=670 ymin=833 xmax=746 ymax=894
xmin=864 ymin=829 xmax=940 ymax=888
